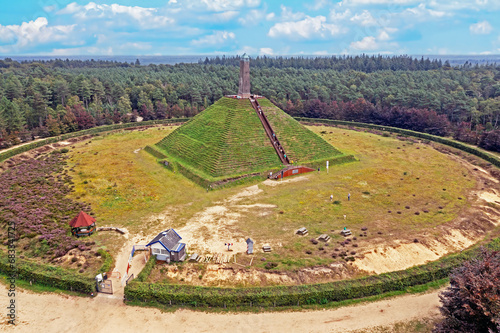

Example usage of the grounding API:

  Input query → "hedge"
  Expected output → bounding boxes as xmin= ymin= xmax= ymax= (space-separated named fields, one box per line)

xmin=0 ymin=251 xmax=95 ymax=294
xmin=125 ymin=239 xmax=500 ymax=307
xmin=97 ymin=249 xmax=114 ymax=274
xmin=0 ymin=118 xmax=186 ymax=163
xmin=137 ymin=255 xmax=156 ymax=282
xmin=296 ymin=118 xmax=500 ymax=168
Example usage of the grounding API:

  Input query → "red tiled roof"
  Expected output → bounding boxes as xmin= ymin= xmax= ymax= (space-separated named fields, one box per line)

xmin=69 ymin=211 xmax=96 ymax=228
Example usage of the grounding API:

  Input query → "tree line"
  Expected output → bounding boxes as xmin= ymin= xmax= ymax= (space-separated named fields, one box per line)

xmin=0 ymin=56 xmax=499 ymax=152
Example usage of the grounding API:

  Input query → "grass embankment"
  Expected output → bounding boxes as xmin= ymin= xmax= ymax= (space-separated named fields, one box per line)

xmin=154 ymin=97 xmax=281 ymax=180
xmin=152 ymin=97 xmax=348 ymax=185
xmin=259 ymin=98 xmax=344 ymax=164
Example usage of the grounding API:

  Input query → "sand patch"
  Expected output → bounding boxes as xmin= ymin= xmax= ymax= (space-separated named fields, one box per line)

xmin=354 ymin=229 xmax=477 ymax=274
xmin=263 ymin=175 xmax=309 ymax=186
xmin=177 ymin=184 xmax=276 ymax=254
xmin=226 ymin=184 xmax=262 ymax=203
xmin=479 ymin=189 xmax=500 ymax=206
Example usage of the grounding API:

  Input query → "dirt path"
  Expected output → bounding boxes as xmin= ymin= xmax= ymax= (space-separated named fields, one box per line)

xmin=0 ymin=284 xmax=442 ymax=332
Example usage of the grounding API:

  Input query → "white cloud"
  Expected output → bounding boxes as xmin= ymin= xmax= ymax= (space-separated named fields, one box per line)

xmin=259 ymin=47 xmax=274 ymax=55
xmin=237 ymin=46 xmax=257 ymax=55
xmin=306 ymin=0 xmax=330 ymax=10
xmin=341 ymin=0 xmax=419 ymax=4
xmin=279 ymin=5 xmax=306 ymax=21
xmin=49 ymin=46 xmax=114 ymax=56
xmin=313 ymin=50 xmax=329 ymax=55
xmin=197 ymin=0 xmax=260 ymax=12
xmin=0 ymin=17 xmax=75 ymax=51
xmin=349 ymin=32 xmax=399 ymax=52
xmin=350 ymin=10 xmax=377 ymax=26
xmin=191 ymin=30 xmax=235 ymax=46
xmin=43 ymin=5 xmax=57 ymax=12
xmin=58 ymin=2 xmax=174 ymax=29
xmin=209 ymin=11 xmax=240 ymax=21
xmin=404 ymin=4 xmax=447 ymax=19
xmin=350 ymin=36 xmax=379 ymax=50
xmin=238 ymin=8 xmax=272 ymax=25
xmin=329 ymin=9 xmax=352 ymax=21
xmin=378 ymin=30 xmax=390 ymax=41
xmin=470 ymin=21 xmax=493 ymax=34
xmin=268 ymin=16 xmax=346 ymax=40
xmin=119 ymin=42 xmax=153 ymax=51
xmin=427 ymin=0 xmax=500 ymax=11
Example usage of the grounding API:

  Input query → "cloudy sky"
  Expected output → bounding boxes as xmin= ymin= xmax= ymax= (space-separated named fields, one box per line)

xmin=0 ymin=0 xmax=499 ymax=56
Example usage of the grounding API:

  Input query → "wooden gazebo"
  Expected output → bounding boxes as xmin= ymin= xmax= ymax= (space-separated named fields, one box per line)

xmin=69 ymin=211 xmax=96 ymax=237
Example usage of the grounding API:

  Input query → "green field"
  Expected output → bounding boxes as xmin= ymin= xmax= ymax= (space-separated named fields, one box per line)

xmin=153 ymin=97 xmax=345 ymax=182
xmin=67 ymin=124 xmax=475 ymax=269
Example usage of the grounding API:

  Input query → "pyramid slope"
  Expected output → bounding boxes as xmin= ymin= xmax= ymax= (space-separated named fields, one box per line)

xmin=155 ymin=97 xmax=280 ymax=179
xmin=258 ymin=99 xmax=342 ymax=164
xmin=154 ymin=97 xmax=347 ymax=182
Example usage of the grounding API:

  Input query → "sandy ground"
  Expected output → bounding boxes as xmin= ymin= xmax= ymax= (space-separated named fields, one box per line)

xmin=175 ymin=185 xmax=277 ymax=255
xmin=0 ymin=284 xmax=442 ymax=333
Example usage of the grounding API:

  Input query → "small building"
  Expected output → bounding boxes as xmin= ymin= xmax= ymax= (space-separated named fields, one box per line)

xmin=296 ymin=227 xmax=308 ymax=236
xmin=262 ymin=244 xmax=272 ymax=252
xmin=246 ymin=238 xmax=254 ymax=254
xmin=146 ymin=229 xmax=187 ymax=263
xmin=69 ymin=211 xmax=96 ymax=237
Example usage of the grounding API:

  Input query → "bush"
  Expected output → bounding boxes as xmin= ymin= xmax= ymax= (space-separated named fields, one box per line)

xmin=0 ymin=252 xmax=95 ymax=293
xmin=433 ymin=248 xmax=500 ymax=333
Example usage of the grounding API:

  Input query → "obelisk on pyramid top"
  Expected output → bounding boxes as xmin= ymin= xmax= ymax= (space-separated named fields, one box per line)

xmin=237 ymin=53 xmax=251 ymax=98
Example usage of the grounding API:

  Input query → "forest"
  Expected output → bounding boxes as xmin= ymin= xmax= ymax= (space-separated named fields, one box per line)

xmin=0 ymin=55 xmax=500 ymax=151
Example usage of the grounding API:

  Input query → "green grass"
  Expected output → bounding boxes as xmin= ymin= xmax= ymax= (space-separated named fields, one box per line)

xmin=228 ymin=125 xmax=476 ymax=270
xmin=153 ymin=97 xmax=345 ymax=182
xmin=67 ymin=124 xmax=477 ymax=269
xmin=259 ymin=98 xmax=344 ymax=164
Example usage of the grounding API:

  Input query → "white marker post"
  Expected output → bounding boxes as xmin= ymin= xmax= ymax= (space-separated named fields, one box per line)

xmin=326 ymin=161 xmax=329 ymax=174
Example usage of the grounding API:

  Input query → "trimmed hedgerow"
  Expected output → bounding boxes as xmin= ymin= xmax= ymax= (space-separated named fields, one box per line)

xmin=125 ymin=239 xmax=500 ymax=308
xmin=0 ymin=118 xmax=186 ymax=163
xmin=97 ymin=249 xmax=114 ymax=274
xmin=0 ymin=252 xmax=95 ymax=293
xmin=296 ymin=118 xmax=500 ymax=169
xmin=136 ymin=255 xmax=156 ymax=282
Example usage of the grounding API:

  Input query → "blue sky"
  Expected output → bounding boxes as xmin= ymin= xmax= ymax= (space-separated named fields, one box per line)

xmin=0 ymin=0 xmax=499 ymax=56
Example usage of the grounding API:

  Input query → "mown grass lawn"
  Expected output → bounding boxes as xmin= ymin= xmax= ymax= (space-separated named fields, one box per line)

xmin=67 ymin=124 xmax=475 ymax=268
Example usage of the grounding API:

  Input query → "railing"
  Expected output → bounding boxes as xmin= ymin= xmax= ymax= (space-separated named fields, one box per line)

xmin=249 ymin=98 xmax=290 ymax=165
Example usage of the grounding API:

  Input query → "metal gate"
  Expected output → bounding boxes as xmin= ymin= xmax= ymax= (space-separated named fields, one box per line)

xmin=97 ymin=279 xmax=113 ymax=294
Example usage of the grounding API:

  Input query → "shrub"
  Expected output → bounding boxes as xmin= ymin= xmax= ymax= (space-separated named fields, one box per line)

xmin=433 ymin=248 xmax=500 ymax=333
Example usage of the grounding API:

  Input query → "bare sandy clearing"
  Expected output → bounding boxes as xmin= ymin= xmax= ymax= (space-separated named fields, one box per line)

xmin=176 ymin=185 xmax=277 ymax=255
xmin=263 ymin=175 xmax=309 ymax=186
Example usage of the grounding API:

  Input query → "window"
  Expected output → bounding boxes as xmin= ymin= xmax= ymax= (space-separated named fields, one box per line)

xmin=152 ymin=248 xmax=161 ymax=255
xmin=160 ymin=249 xmax=168 ymax=255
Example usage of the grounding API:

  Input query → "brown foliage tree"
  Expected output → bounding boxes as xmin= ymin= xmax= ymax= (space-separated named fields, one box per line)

xmin=433 ymin=248 xmax=500 ymax=333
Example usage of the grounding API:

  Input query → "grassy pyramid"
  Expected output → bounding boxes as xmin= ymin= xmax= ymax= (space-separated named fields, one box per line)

xmin=152 ymin=97 xmax=350 ymax=183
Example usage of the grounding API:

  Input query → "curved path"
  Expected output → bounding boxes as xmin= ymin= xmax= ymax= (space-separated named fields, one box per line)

xmin=0 ymin=284 xmax=442 ymax=332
